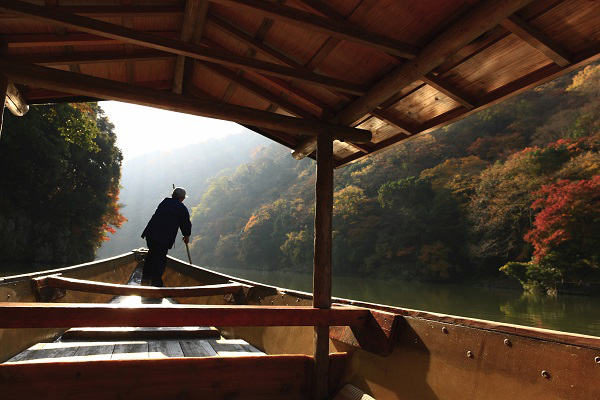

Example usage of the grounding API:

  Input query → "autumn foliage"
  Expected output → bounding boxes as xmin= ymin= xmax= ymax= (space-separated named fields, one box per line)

xmin=526 ymin=177 xmax=600 ymax=263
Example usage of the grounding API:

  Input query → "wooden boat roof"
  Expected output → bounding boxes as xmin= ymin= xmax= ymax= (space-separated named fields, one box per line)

xmin=1 ymin=0 xmax=599 ymax=167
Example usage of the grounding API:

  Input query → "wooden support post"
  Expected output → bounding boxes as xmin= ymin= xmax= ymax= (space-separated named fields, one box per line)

xmin=313 ymin=131 xmax=333 ymax=399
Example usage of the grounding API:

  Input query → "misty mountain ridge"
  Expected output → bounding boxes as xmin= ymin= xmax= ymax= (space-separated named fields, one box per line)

xmin=96 ymin=132 xmax=272 ymax=259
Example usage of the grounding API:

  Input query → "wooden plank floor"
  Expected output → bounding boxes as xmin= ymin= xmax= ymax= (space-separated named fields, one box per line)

xmin=5 ymin=337 xmax=265 ymax=364
xmin=5 ymin=270 xmax=265 ymax=364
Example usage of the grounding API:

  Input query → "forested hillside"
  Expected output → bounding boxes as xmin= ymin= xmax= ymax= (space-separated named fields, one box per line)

xmin=95 ymin=133 xmax=270 ymax=259
xmin=188 ymin=64 xmax=600 ymax=292
xmin=0 ymin=103 xmax=124 ymax=266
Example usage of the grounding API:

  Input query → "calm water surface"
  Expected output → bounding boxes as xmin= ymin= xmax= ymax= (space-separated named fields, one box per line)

xmin=212 ymin=266 xmax=600 ymax=338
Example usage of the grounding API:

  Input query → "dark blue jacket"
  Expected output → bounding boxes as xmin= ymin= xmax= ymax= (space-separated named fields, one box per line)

xmin=141 ymin=197 xmax=192 ymax=249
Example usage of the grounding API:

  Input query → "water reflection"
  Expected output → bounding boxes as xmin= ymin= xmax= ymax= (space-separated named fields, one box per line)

xmin=212 ymin=267 xmax=600 ymax=337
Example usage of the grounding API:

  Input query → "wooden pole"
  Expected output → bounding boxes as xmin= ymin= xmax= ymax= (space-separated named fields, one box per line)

xmin=313 ymin=131 xmax=333 ymax=399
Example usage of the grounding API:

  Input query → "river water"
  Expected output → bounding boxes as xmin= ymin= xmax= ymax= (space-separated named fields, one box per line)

xmin=3 ymin=263 xmax=599 ymax=337
xmin=211 ymin=266 xmax=600 ymax=338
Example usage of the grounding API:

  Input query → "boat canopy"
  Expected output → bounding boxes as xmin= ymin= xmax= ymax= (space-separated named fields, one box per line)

xmin=1 ymin=0 xmax=599 ymax=167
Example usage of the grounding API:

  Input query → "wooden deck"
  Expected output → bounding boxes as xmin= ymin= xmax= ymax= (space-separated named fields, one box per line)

xmin=5 ymin=337 xmax=264 ymax=364
xmin=5 ymin=274 xmax=265 ymax=364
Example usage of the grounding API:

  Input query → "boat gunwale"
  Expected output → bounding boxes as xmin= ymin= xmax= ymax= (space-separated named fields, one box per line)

xmin=3 ymin=251 xmax=600 ymax=351
xmin=166 ymin=255 xmax=600 ymax=351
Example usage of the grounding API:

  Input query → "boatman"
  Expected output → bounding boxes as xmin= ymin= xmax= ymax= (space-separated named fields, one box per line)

xmin=141 ymin=187 xmax=192 ymax=287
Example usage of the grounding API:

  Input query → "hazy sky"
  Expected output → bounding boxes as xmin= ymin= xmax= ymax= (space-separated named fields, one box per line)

xmin=100 ymin=101 xmax=252 ymax=160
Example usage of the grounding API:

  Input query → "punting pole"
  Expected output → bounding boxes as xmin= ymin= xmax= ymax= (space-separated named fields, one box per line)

xmin=313 ymin=131 xmax=333 ymax=400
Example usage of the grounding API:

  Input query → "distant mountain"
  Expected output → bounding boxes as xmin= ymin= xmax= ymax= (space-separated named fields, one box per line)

xmin=95 ymin=132 xmax=271 ymax=259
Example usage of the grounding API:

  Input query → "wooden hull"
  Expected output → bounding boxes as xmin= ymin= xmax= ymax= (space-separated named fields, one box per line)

xmin=2 ymin=252 xmax=600 ymax=399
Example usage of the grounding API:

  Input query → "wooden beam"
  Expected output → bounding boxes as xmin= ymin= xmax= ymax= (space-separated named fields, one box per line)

xmin=370 ymin=109 xmax=417 ymax=136
xmin=37 ymin=276 xmax=245 ymax=298
xmin=421 ymin=73 xmax=476 ymax=109
xmin=5 ymin=82 xmax=28 ymax=116
xmin=0 ymin=58 xmax=372 ymax=142
xmin=292 ymin=136 xmax=318 ymax=160
xmin=0 ymin=303 xmax=369 ymax=328
xmin=333 ymin=0 xmax=537 ymax=126
xmin=0 ymin=0 xmax=366 ymax=95
xmin=14 ymin=50 xmax=174 ymax=66
xmin=313 ymin=130 xmax=334 ymax=399
xmin=207 ymin=13 xmax=304 ymax=69
xmin=334 ymin=46 xmax=600 ymax=168
xmin=0 ymin=356 xmax=313 ymax=399
xmin=0 ymin=5 xmax=185 ymax=18
xmin=208 ymin=0 xmax=419 ymax=59
xmin=173 ymin=0 xmax=208 ymax=94
xmin=5 ymin=32 xmax=178 ymax=48
xmin=500 ymin=14 xmax=571 ymax=67
xmin=200 ymin=61 xmax=317 ymax=119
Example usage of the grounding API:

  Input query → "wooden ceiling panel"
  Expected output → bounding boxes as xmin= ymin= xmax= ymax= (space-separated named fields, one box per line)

xmin=264 ymin=20 xmax=329 ymax=67
xmin=332 ymin=139 xmax=361 ymax=159
xmin=444 ymin=36 xmax=552 ymax=99
xmin=132 ymin=15 xmax=182 ymax=32
xmin=295 ymin=82 xmax=348 ymax=108
xmin=80 ymin=61 xmax=127 ymax=82
xmin=355 ymin=0 xmax=468 ymax=45
xmin=313 ymin=41 xmax=393 ymax=84
xmin=193 ymin=62 xmax=233 ymax=100
xmin=356 ymin=116 xmax=395 ymax=143
xmin=285 ymin=0 xmax=359 ymax=18
xmin=209 ymin=3 xmax=265 ymax=36
xmin=203 ymin=24 xmax=254 ymax=59
xmin=70 ymin=43 xmax=127 ymax=53
xmin=392 ymin=85 xmax=458 ymax=124
xmin=227 ymin=82 xmax=271 ymax=110
xmin=531 ymin=0 xmax=600 ymax=55
xmin=0 ymin=16 xmax=55 ymax=34
xmin=132 ymin=58 xmax=174 ymax=82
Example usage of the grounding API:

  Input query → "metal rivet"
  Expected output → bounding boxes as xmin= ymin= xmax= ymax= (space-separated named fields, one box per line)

xmin=467 ymin=351 xmax=474 ymax=358
xmin=595 ymin=356 xmax=600 ymax=364
xmin=504 ymin=339 xmax=512 ymax=347
xmin=541 ymin=370 xmax=551 ymax=379
xmin=442 ymin=327 xmax=449 ymax=334
xmin=270 ymin=300 xmax=274 ymax=304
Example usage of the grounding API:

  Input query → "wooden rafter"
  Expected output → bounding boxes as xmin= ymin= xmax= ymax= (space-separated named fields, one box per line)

xmin=500 ymin=14 xmax=571 ymax=67
xmin=4 ymin=32 xmax=178 ymax=48
xmin=289 ymin=0 xmax=537 ymax=159
xmin=200 ymin=61 xmax=317 ymax=119
xmin=0 ymin=0 xmax=367 ymax=96
xmin=14 ymin=50 xmax=173 ymax=66
xmin=208 ymin=0 xmax=419 ymax=59
xmin=172 ymin=0 xmax=209 ymax=94
xmin=333 ymin=0 xmax=537 ymax=126
xmin=335 ymin=45 xmax=600 ymax=168
xmin=219 ymin=1 xmax=281 ymax=106
xmin=421 ymin=73 xmax=476 ymax=109
xmin=0 ymin=5 xmax=184 ymax=18
xmin=0 ymin=58 xmax=371 ymax=142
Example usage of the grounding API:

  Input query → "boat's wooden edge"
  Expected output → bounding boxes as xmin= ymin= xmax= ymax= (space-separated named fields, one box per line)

xmin=0 ymin=251 xmax=139 ymax=284
xmin=164 ymin=255 xmax=600 ymax=350
xmin=0 ymin=352 xmax=350 ymax=399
